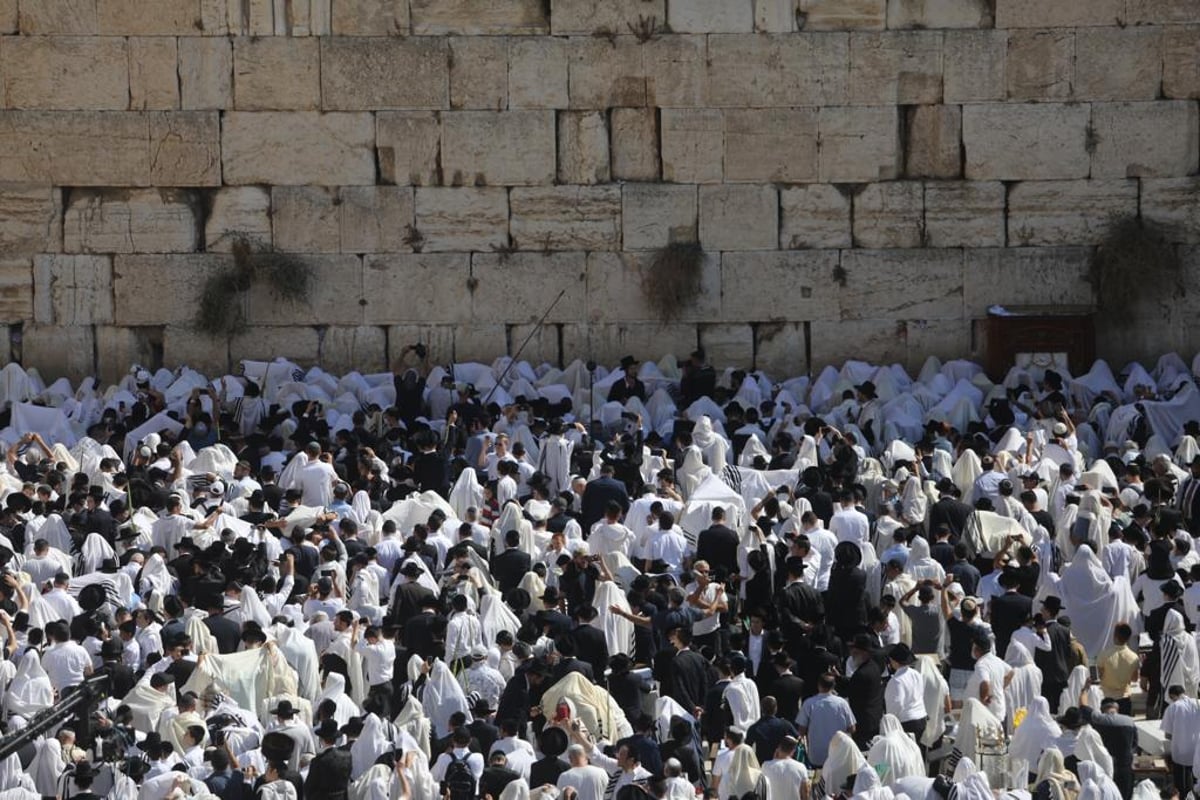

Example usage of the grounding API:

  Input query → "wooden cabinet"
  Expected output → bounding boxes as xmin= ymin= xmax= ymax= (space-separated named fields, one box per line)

xmin=985 ymin=305 xmax=1095 ymax=381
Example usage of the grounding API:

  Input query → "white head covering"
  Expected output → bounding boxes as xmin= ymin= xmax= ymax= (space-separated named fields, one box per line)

xmin=721 ymin=744 xmax=763 ymax=800
xmin=1010 ymin=696 xmax=1061 ymax=766
xmin=867 ymin=714 xmax=925 ymax=785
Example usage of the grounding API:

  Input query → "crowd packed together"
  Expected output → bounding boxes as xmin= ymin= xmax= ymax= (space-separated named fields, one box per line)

xmin=0 ymin=347 xmax=1199 ymax=800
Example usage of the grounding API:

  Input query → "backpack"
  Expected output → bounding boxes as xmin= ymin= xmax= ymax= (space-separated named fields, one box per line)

xmin=443 ymin=752 xmax=476 ymax=800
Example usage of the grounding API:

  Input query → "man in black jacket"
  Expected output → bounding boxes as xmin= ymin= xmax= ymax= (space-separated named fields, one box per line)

xmin=203 ymin=594 xmax=243 ymax=655
xmin=580 ymin=465 xmax=630 ymax=534
xmin=769 ymin=653 xmax=806 ymax=724
xmin=845 ymin=634 xmax=885 ymax=747
xmin=490 ymin=530 xmax=532 ymax=594
xmin=305 ymin=720 xmax=352 ymax=800
xmin=929 ymin=479 xmax=973 ymax=540
xmin=779 ymin=559 xmax=824 ymax=658
xmin=390 ymin=562 xmax=436 ymax=623
xmin=1037 ymin=596 xmax=1074 ymax=712
xmin=695 ymin=507 xmax=739 ymax=571
xmin=570 ymin=605 xmax=610 ymax=678
xmin=988 ymin=569 xmax=1032 ymax=657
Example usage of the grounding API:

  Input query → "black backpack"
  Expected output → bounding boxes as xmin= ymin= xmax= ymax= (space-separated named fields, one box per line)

xmin=443 ymin=752 xmax=476 ymax=800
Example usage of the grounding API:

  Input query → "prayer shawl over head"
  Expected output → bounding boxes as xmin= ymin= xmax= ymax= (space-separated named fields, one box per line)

xmin=272 ymin=625 xmax=319 ymax=701
xmin=314 ymin=672 xmax=360 ymax=726
xmin=1073 ymin=727 xmax=1113 ymax=776
xmin=393 ymin=692 xmax=433 ymax=762
xmin=350 ymin=713 xmax=393 ymax=780
xmin=957 ymin=698 xmax=1003 ymax=763
xmin=540 ymin=672 xmax=633 ymax=742
xmin=1009 ymin=697 xmax=1060 ymax=775
xmin=825 ymin=731 xmax=869 ymax=798
xmin=593 ymin=580 xmax=635 ymax=656
xmin=1077 ymin=761 xmax=1122 ymax=800
xmin=722 ymin=744 xmax=766 ymax=800
xmin=1059 ymin=665 xmax=1103 ymax=714
xmin=867 ymin=714 xmax=925 ymax=785
xmin=3 ymin=650 xmax=52 ymax=720
xmin=182 ymin=645 xmax=296 ymax=724
xmin=124 ymin=675 xmax=176 ymax=732
xmin=1161 ymin=608 xmax=1200 ymax=705
xmin=1057 ymin=544 xmax=1138 ymax=660
xmin=1035 ymin=748 xmax=1081 ymax=800
xmin=424 ymin=659 xmax=472 ymax=737
xmin=28 ymin=738 xmax=63 ymax=796
xmin=916 ymin=655 xmax=949 ymax=746
xmin=1004 ymin=642 xmax=1043 ymax=729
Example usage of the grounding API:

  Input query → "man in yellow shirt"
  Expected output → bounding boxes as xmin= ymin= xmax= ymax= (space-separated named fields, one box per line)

xmin=1097 ymin=623 xmax=1140 ymax=715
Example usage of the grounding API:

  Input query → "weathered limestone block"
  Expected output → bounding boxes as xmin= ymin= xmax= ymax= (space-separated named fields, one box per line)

xmin=779 ymin=185 xmax=852 ymax=249
xmin=162 ymin=326 xmax=228 ymax=376
xmin=818 ymin=106 xmax=901 ymax=182
xmin=450 ymin=38 xmax=508 ymax=111
xmin=340 ymin=187 xmax=415 ymax=253
xmin=708 ymin=34 xmax=848 ymax=106
xmin=231 ymin=327 xmax=321 ymax=364
xmin=905 ymin=105 xmax=961 ymax=178
xmin=962 ymin=247 xmax=1093 ymax=316
xmin=558 ymin=112 xmax=611 ymax=185
xmin=410 ymin=0 xmax=547 ymax=34
xmin=414 ymin=188 xmax=508 ymax=252
xmin=272 ymin=187 xmax=341 ymax=253
xmin=1006 ymin=30 xmax=1074 ymax=101
xmin=0 ymin=1 xmax=12 ymax=32
xmin=0 ymin=185 xmax=62 ymax=253
xmin=839 ymin=249 xmax=964 ymax=320
xmin=661 ymin=109 xmax=724 ymax=184
xmin=699 ymin=185 xmax=778 ymax=252
xmin=34 ymin=254 xmax=113 ymax=325
xmin=1007 ymin=179 xmax=1138 ymax=246
xmin=128 ymin=37 xmax=179 ymax=111
xmin=723 ymin=108 xmax=818 ymax=183
xmin=243 ymin=255 xmax=364 ymax=325
xmin=1073 ymin=28 xmax=1162 ymax=101
xmin=179 ymin=38 xmax=232 ymax=110
xmin=0 ymin=37 xmax=128 ymax=110
xmin=550 ymin=0 xmax=666 ymax=35
xmin=1090 ymin=101 xmax=1200 ymax=179
xmin=233 ymin=37 xmax=319 ymax=110
xmin=755 ymin=322 xmax=807 ymax=376
xmin=944 ymin=30 xmax=1005 ymax=103
xmin=755 ymin=0 xmax=797 ymax=32
xmin=962 ymin=103 xmax=1090 ymax=180
xmin=810 ymin=319 xmax=906 ymax=372
xmin=385 ymin=326 xmax=455 ymax=366
xmin=0 ymin=111 xmax=220 ymax=186
xmin=319 ymin=326 xmax=387 ymax=373
xmin=510 ymin=187 xmax=622 ymax=251
xmin=506 ymin=323 xmax=589 ymax=366
xmin=321 ymin=38 xmax=448 ymax=111
xmin=923 ymin=182 xmax=1004 ymax=248
xmin=644 ymin=36 xmax=709 ymax=108
xmin=237 ymin=0 xmax=276 ymax=36
xmin=1121 ymin=0 xmax=1198 ymax=23
xmin=722 ymin=251 xmax=842 ymax=320
xmin=17 ymin=0 xmax=97 ymax=34
xmin=113 ymin=255 xmax=228 ymax=326
xmin=0 ymin=259 xmax=33 ymax=320
xmin=994 ymin=0 xmax=1124 ymax=27
xmin=586 ymin=250 xmax=720 ymax=322
xmin=621 ymin=184 xmax=698 ymax=250
xmin=470 ymin=253 xmax=588 ymax=323
xmin=20 ymin=325 xmax=95 ymax=382
xmin=611 ymin=108 xmax=660 ymax=182
xmin=886 ymin=0 xmax=992 ymax=28
xmin=1163 ymin=26 xmax=1200 ymax=99
xmin=362 ymin=254 xmax=472 ymax=323
xmin=1143 ymin=178 xmax=1200 ymax=242
xmin=797 ymin=0 xmax=885 ymax=30
xmin=95 ymin=326 xmax=158 ymax=384
xmin=905 ymin=319 xmax=977 ymax=370
xmin=669 ymin=0 xmax=754 ymax=33
xmin=442 ymin=111 xmax=555 ymax=186
xmin=331 ymin=0 xmax=410 ymax=35
xmin=698 ymin=324 xmax=754 ymax=367
xmin=375 ymin=112 xmax=441 ymax=186
xmin=587 ymin=323 xmax=700 ymax=366
xmin=205 ymin=187 xmax=271 ymax=252
xmin=567 ymin=37 xmax=647 ymax=109
xmin=508 ymin=38 xmax=569 ymax=108
xmin=854 ymin=183 xmax=924 ymax=248
xmin=222 ymin=112 xmax=375 ymax=185
xmin=98 ymin=0 xmax=226 ymax=34
xmin=849 ymin=32 xmax=944 ymax=105
xmin=64 ymin=188 xmax=198 ymax=253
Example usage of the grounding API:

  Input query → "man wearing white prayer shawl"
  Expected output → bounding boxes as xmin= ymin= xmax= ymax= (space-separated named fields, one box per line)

xmin=1161 ymin=687 xmax=1200 ymax=791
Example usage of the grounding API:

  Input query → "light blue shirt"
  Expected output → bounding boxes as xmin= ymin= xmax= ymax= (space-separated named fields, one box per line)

xmin=796 ymin=692 xmax=856 ymax=766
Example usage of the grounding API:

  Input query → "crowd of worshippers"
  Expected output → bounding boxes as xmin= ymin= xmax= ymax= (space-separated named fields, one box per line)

xmin=2 ymin=348 xmax=1200 ymax=800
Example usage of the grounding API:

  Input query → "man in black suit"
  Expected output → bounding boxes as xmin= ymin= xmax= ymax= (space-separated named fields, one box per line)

xmin=538 ymin=588 xmax=573 ymax=639
xmin=929 ymin=479 xmax=973 ymax=540
xmin=489 ymin=530 xmax=532 ymax=594
xmin=1037 ymin=596 xmax=1074 ymax=712
xmin=496 ymin=661 xmax=550 ymax=729
xmin=845 ymin=634 xmax=885 ymax=747
xmin=468 ymin=697 xmax=500 ymax=757
xmin=1177 ymin=455 xmax=1200 ymax=535
xmin=769 ymin=653 xmax=806 ymax=724
xmin=401 ymin=594 xmax=446 ymax=661
xmin=529 ymin=727 xmax=569 ymax=788
xmin=580 ymin=465 xmax=630 ymax=534
xmin=203 ymin=595 xmax=243 ymax=655
xmin=989 ymin=569 xmax=1032 ymax=657
xmin=305 ymin=720 xmax=352 ymax=800
xmin=778 ymin=559 xmax=824 ymax=658
xmin=390 ymin=561 xmax=436 ymax=622
xmin=695 ymin=507 xmax=739 ymax=570
xmin=796 ymin=466 xmax=834 ymax=527
xmin=607 ymin=355 xmax=647 ymax=404
xmin=551 ymin=635 xmax=594 ymax=683
xmin=569 ymin=606 xmax=610 ymax=678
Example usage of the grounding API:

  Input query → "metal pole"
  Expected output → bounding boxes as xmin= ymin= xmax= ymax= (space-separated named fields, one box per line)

xmin=483 ymin=289 xmax=567 ymax=407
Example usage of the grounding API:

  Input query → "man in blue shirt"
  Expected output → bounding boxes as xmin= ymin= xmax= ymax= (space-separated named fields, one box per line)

xmin=796 ymin=673 xmax=856 ymax=768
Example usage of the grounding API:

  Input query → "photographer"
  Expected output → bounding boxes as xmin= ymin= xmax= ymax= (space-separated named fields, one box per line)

xmin=393 ymin=343 xmax=430 ymax=427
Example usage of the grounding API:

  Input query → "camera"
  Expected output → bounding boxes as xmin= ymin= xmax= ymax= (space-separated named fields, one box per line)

xmin=413 ymin=343 xmax=427 ymax=359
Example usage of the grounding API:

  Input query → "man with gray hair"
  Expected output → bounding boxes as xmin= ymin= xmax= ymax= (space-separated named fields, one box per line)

xmin=554 ymin=742 xmax=608 ymax=800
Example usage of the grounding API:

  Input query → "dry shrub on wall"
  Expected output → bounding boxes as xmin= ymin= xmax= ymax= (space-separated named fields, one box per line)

xmin=642 ymin=241 xmax=705 ymax=320
xmin=195 ymin=235 xmax=314 ymax=337
xmin=1090 ymin=218 xmax=1184 ymax=323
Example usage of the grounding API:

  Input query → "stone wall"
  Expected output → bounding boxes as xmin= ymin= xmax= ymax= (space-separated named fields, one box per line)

xmin=1 ymin=0 xmax=1198 ymax=381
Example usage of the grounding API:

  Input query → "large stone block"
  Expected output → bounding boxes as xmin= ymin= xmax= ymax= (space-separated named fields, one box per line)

xmin=839 ymin=249 xmax=964 ymax=321
xmin=319 ymin=326 xmax=388 ymax=374
xmin=944 ymin=30 xmax=1005 ymax=103
xmin=722 ymin=251 xmax=841 ymax=321
xmin=755 ymin=321 xmax=810 ymax=376
xmin=1073 ymin=28 xmax=1162 ymax=102
xmin=1163 ymin=26 xmax=1200 ymax=99
xmin=442 ymin=111 xmax=555 ymax=187
xmin=95 ymin=326 xmax=159 ymax=385
xmin=558 ymin=112 xmax=611 ymax=185
xmin=0 ymin=111 xmax=220 ymax=186
xmin=1006 ymin=29 xmax=1074 ymax=101
xmin=505 ymin=322 xmax=589 ymax=367
xmin=470 ymin=252 xmax=588 ymax=324
xmin=179 ymin=37 xmax=232 ymax=110
xmin=0 ymin=36 xmax=128 ymax=110
xmin=586 ymin=323 xmax=700 ymax=366
xmin=549 ymin=0 xmax=666 ymax=35
xmin=905 ymin=105 xmax=961 ymax=179
xmin=611 ymin=108 xmax=660 ymax=182
xmin=340 ymin=187 xmax=415 ymax=253
xmin=962 ymin=103 xmax=1090 ymax=180
xmin=320 ymin=38 xmax=448 ymax=111
xmin=233 ymin=37 xmax=319 ymax=111
xmin=63 ymin=188 xmax=198 ymax=253
xmin=755 ymin=0 xmax=797 ymax=32
xmin=994 ymin=0 xmax=1124 ymax=27
xmin=450 ymin=37 xmax=508 ymax=111
xmin=723 ymin=108 xmax=818 ymax=183
xmin=1127 ymin=0 xmax=1200 ymax=23
xmin=698 ymin=185 xmax=778 ymax=252
xmin=1090 ymin=101 xmax=1200 ymax=179
xmin=362 ymin=254 xmax=472 ymax=323
xmin=205 ymin=187 xmax=271 ymax=252
xmin=34 ymin=254 xmax=113 ymax=325
xmin=886 ymin=0 xmax=992 ymax=28
xmin=97 ymin=0 xmax=225 ymax=34
xmin=17 ymin=1 xmax=97 ymax=34
xmin=698 ymin=324 xmax=754 ymax=368
xmin=508 ymin=38 xmax=569 ymax=108
xmin=567 ymin=37 xmax=647 ymax=109
xmin=242 ymin=255 xmax=364 ymax=325
xmin=707 ymin=34 xmax=848 ymax=107
xmin=222 ymin=112 xmax=375 ymax=185
xmin=797 ymin=0 xmax=885 ymax=30
xmin=129 ymin=37 xmax=179 ymax=110
xmin=20 ymin=325 xmax=95 ymax=382
xmin=231 ymin=327 xmax=321 ymax=365
xmin=451 ymin=323 xmax=507 ymax=363
xmin=330 ymin=0 xmax=410 ymax=34
xmin=669 ymin=0 xmax=754 ymax=32
xmin=376 ymin=112 xmax=441 ymax=186
xmin=962 ymin=247 xmax=1093 ymax=316
xmin=410 ymin=0 xmax=547 ymax=34
xmin=113 ymin=254 xmax=229 ymax=326
xmin=385 ymin=325 xmax=455 ymax=367
xmin=0 ymin=0 xmax=13 ymax=32
xmin=818 ymin=106 xmax=901 ymax=182
xmin=510 ymin=187 xmax=622 ymax=251
xmin=414 ymin=188 xmax=509 ymax=252
xmin=661 ymin=109 xmax=724 ymax=184
xmin=1143 ymin=178 xmax=1200 ymax=243
xmin=0 ymin=259 xmax=33 ymax=321
xmin=1007 ymin=179 xmax=1138 ymax=246
xmin=162 ymin=326 xmax=228 ymax=376
xmin=644 ymin=36 xmax=709 ymax=108
xmin=621 ymin=184 xmax=698 ymax=250
xmin=849 ymin=31 xmax=944 ymax=105
xmin=585 ymin=250 xmax=720 ymax=322
xmin=854 ymin=182 xmax=925 ymax=248
xmin=923 ymin=181 xmax=1004 ymax=248
xmin=271 ymin=186 xmax=341 ymax=253
xmin=0 ymin=185 xmax=62 ymax=253
xmin=780 ymin=185 xmax=851 ymax=249
xmin=810 ymin=319 xmax=907 ymax=371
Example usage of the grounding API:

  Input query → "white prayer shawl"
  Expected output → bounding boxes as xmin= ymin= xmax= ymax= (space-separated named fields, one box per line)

xmin=867 ymin=714 xmax=925 ymax=785
xmin=0 ymin=754 xmax=34 ymax=794
xmin=4 ymin=650 xmax=52 ymax=720
xmin=1057 ymin=545 xmax=1138 ymax=659
xmin=479 ymin=590 xmax=522 ymax=645
xmin=448 ymin=468 xmax=485 ymax=522
xmin=824 ymin=732 xmax=869 ymax=798
xmin=183 ymin=645 xmax=296 ymax=724
xmin=314 ymin=672 xmax=360 ymax=726
xmin=1004 ymin=642 xmax=1043 ymax=730
xmin=593 ymin=580 xmax=635 ymax=656
xmin=1009 ymin=697 xmax=1060 ymax=787
xmin=915 ymin=655 xmax=949 ymax=747
xmin=351 ymin=713 xmax=392 ymax=780
xmin=1161 ymin=609 xmax=1200 ymax=700
xmin=124 ymin=676 xmax=176 ymax=732
xmin=185 ymin=612 xmax=218 ymax=657
xmin=1059 ymin=666 xmax=1103 ymax=714
xmin=956 ymin=773 xmax=993 ymax=800
xmin=723 ymin=745 xmax=766 ymax=800
xmin=722 ymin=673 xmax=761 ymax=732
xmin=1077 ymin=761 xmax=1122 ymax=800
xmin=963 ymin=510 xmax=1028 ymax=559
xmin=692 ymin=416 xmax=729 ymax=472
xmin=952 ymin=450 xmax=983 ymax=504
xmin=37 ymin=514 xmax=72 ymax=555
xmin=139 ymin=553 xmax=174 ymax=598
xmin=394 ymin=693 xmax=433 ymax=763
xmin=28 ymin=737 xmax=64 ymax=796
xmin=540 ymin=672 xmax=632 ymax=741
xmin=1073 ymin=727 xmax=1114 ymax=776
xmin=348 ymin=764 xmax=401 ymax=800
xmin=905 ymin=537 xmax=944 ymax=585
xmin=957 ymin=698 xmax=1003 ymax=763
xmin=424 ymin=660 xmax=472 ymax=737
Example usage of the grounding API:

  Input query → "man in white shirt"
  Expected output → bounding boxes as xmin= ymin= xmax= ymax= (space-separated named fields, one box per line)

xmin=445 ymin=593 xmax=483 ymax=666
xmin=589 ymin=502 xmax=636 ymax=558
xmin=829 ymin=492 xmax=870 ymax=548
xmin=297 ymin=443 xmax=338 ymax=507
xmin=465 ymin=645 xmax=507 ymax=712
xmin=685 ymin=561 xmax=727 ymax=653
xmin=22 ymin=539 xmax=62 ymax=587
xmin=762 ymin=736 xmax=810 ymax=800
xmin=646 ymin=512 xmax=688 ymax=575
xmin=966 ymin=634 xmax=1010 ymax=723
xmin=1162 ymin=685 xmax=1200 ymax=791
xmin=432 ymin=727 xmax=485 ymax=793
xmin=44 ymin=573 xmax=83 ymax=623
xmin=353 ymin=621 xmax=397 ymax=717
xmin=884 ymin=644 xmax=929 ymax=754
xmin=798 ymin=513 xmax=837 ymax=592
xmin=42 ymin=621 xmax=93 ymax=693
xmin=555 ymin=743 xmax=609 ymax=800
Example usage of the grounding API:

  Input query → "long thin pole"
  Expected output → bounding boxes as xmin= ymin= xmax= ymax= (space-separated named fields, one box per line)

xmin=483 ymin=288 xmax=567 ymax=406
